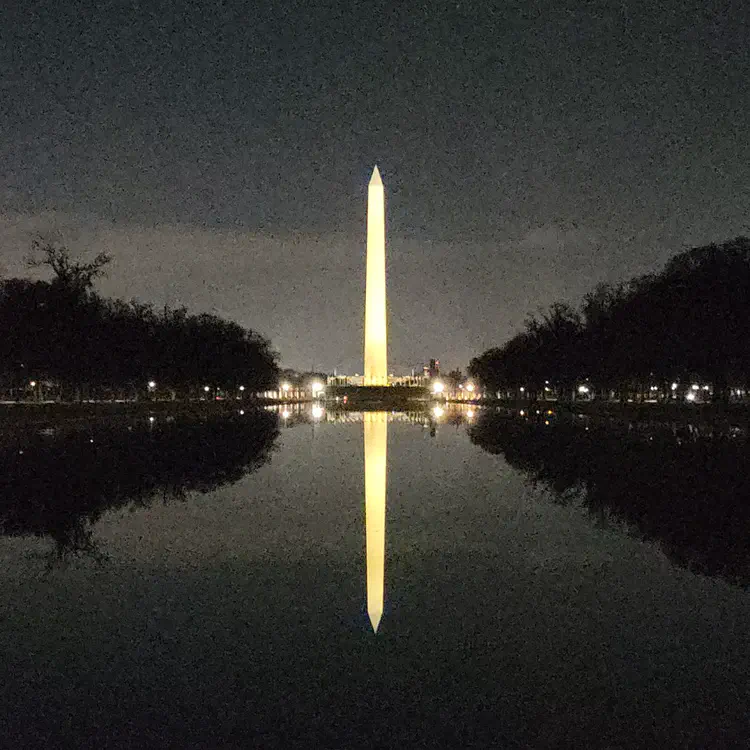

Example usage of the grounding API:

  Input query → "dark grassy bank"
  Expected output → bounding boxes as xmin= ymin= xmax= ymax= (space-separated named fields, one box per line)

xmin=472 ymin=398 xmax=750 ymax=427
xmin=0 ymin=398 xmax=291 ymax=433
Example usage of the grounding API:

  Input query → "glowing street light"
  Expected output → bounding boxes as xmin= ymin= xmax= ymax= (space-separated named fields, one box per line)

xmin=432 ymin=381 xmax=444 ymax=394
xmin=671 ymin=382 xmax=678 ymax=390
xmin=578 ymin=385 xmax=590 ymax=394
xmin=466 ymin=383 xmax=475 ymax=393
xmin=29 ymin=380 xmax=37 ymax=388
xmin=203 ymin=385 xmax=210 ymax=392
xmin=239 ymin=385 xmax=245 ymax=391
xmin=686 ymin=391 xmax=697 ymax=402
xmin=281 ymin=382 xmax=290 ymax=392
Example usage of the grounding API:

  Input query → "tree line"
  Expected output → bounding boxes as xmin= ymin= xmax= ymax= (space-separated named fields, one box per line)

xmin=0 ymin=243 xmax=279 ymax=401
xmin=468 ymin=237 xmax=750 ymax=403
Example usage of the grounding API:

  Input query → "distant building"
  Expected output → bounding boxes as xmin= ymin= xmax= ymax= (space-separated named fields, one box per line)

xmin=423 ymin=359 xmax=440 ymax=379
xmin=327 ymin=373 xmax=426 ymax=387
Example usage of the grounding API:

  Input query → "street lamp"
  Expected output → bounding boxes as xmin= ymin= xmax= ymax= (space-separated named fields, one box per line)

xmin=148 ymin=381 xmax=156 ymax=389
xmin=432 ymin=381 xmax=444 ymax=394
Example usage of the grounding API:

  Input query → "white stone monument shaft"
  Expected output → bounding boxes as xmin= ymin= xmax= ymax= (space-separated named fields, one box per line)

xmin=364 ymin=165 xmax=388 ymax=385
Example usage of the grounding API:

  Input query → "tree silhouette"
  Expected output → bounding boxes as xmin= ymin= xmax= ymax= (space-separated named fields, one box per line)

xmin=470 ymin=237 xmax=750 ymax=402
xmin=1 ymin=244 xmax=279 ymax=399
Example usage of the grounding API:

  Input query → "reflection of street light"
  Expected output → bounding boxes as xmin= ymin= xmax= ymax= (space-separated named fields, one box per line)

xmin=466 ymin=409 xmax=474 ymax=420
xmin=282 ymin=410 xmax=290 ymax=419
xmin=686 ymin=391 xmax=696 ymax=402
xmin=432 ymin=381 xmax=444 ymax=394
xmin=312 ymin=405 xmax=324 ymax=419
xmin=432 ymin=405 xmax=444 ymax=418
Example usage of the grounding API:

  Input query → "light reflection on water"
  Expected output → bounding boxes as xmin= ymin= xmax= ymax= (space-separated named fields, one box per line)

xmin=364 ymin=412 xmax=387 ymax=633
xmin=0 ymin=405 xmax=749 ymax=747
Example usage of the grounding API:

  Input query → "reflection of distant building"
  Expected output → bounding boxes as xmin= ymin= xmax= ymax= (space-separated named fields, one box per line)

xmin=423 ymin=359 xmax=440 ymax=378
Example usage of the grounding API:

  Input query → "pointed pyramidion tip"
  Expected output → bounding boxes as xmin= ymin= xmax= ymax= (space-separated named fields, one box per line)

xmin=369 ymin=165 xmax=383 ymax=187
xmin=369 ymin=610 xmax=382 ymax=633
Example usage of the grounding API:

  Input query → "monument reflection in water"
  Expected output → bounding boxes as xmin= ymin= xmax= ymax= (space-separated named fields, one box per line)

xmin=364 ymin=412 xmax=387 ymax=633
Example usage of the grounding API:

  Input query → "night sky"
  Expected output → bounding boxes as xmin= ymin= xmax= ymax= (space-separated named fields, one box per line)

xmin=1 ymin=0 xmax=748 ymax=373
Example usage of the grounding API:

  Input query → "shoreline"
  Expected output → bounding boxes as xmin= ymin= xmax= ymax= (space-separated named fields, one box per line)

xmin=464 ymin=398 xmax=750 ymax=427
xmin=4 ymin=396 xmax=750 ymax=430
xmin=0 ymin=399 xmax=304 ymax=430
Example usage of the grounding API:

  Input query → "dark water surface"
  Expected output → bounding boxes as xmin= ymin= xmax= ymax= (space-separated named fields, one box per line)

xmin=1 ymin=407 xmax=749 ymax=748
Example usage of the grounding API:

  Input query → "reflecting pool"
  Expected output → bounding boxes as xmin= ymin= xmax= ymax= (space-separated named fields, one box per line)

xmin=1 ymin=406 xmax=748 ymax=748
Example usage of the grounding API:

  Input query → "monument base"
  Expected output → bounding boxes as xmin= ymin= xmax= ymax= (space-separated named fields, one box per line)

xmin=327 ymin=385 xmax=429 ymax=407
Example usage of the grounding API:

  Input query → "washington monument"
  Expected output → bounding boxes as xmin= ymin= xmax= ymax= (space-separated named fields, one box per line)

xmin=364 ymin=166 xmax=388 ymax=385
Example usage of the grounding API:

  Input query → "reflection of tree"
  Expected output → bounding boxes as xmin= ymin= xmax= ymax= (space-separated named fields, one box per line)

xmin=469 ymin=412 xmax=750 ymax=588
xmin=0 ymin=412 xmax=279 ymax=565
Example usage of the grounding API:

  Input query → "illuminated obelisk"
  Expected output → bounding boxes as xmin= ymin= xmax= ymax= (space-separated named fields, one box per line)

xmin=364 ymin=166 xmax=388 ymax=386
xmin=364 ymin=412 xmax=387 ymax=633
